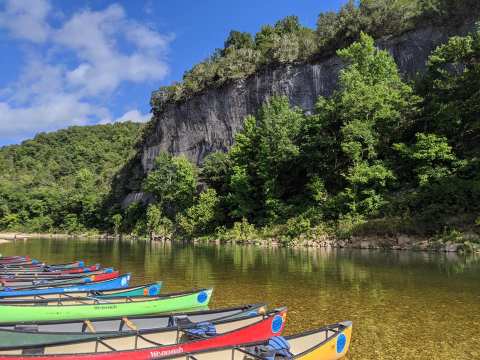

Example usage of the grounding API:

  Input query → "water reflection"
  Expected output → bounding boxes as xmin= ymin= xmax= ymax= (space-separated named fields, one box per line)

xmin=1 ymin=238 xmax=479 ymax=359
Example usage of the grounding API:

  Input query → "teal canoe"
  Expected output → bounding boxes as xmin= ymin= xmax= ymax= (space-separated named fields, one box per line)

xmin=0 ymin=282 xmax=163 ymax=301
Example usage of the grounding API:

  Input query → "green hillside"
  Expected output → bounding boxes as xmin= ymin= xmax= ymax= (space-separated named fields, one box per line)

xmin=0 ymin=122 xmax=142 ymax=232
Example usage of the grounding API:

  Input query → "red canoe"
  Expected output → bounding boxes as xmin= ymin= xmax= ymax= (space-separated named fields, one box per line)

xmin=0 ymin=267 xmax=109 ymax=281
xmin=0 ymin=308 xmax=288 ymax=360
xmin=0 ymin=256 xmax=30 ymax=263
xmin=0 ymin=271 xmax=121 ymax=288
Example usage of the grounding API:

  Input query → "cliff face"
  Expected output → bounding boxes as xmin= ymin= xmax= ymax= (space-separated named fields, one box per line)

xmin=120 ymin=22 xmax=473 ymax=205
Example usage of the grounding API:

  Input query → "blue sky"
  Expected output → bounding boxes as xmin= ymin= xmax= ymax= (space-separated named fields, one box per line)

xmin=0 ymin=0 xmax=346 ymax=146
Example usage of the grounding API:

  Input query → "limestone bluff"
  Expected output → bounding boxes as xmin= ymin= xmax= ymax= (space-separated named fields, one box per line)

xmin=120 ymin=20 xmax=474 ymax=206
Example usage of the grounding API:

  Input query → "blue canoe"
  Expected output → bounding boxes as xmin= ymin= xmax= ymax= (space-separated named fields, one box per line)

xmin=0 ymin=273 xmax=131 ymax=297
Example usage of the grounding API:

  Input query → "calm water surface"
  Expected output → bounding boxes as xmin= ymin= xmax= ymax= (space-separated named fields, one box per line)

xmin=1 ymin=238 xmax=479 ymax=359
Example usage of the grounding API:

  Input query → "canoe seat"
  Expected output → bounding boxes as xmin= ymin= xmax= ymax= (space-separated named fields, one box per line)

xmin=83 ymin=320 xmax=96 ymax=333
xmin=14 ymin=324 xmax=38 ymax=332
xmin=122 ymin=317 xmax=138 ymax=331
xmin=250 ymin=337 xmax=293 ymax=360
xmin=182 ymin=322 xmax=217 ymax=340
xmin=168 ymin=315 xmax=193 ymax=327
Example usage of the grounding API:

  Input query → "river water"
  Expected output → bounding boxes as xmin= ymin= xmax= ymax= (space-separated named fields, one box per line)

xmin=1 ymin=238 xmax=479 ymax=359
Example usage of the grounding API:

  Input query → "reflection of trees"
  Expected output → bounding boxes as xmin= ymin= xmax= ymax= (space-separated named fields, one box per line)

xmin=2 ymin=238 xmax=479 ymax=296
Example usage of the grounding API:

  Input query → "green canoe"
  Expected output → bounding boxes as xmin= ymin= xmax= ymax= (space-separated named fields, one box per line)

xmin=0 ymin=288 xmax=213 ymax=323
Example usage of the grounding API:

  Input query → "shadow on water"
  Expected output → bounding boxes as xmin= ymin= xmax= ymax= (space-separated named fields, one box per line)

xmin=1 ymin=238 xmax=479 ymax=359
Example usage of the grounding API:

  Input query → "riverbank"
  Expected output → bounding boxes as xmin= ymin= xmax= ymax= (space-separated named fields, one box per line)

xmin=193 ymin=232 xmax=480 ymax=253
xmin=2 ymin=230 xmax=479 ymax=253
xmin=0 ymin=232 xmax=114 ymax=241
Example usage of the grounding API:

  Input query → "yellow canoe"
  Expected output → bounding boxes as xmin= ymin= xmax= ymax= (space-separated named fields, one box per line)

xmin=167 ymin=320 xmax=352 ymax=360
xmin=292 ymin=321 xmax=352 ymax=360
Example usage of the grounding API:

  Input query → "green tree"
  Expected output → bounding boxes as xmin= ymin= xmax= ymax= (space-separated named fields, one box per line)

xmin=309 ymin=33 xmax=418 ymax=216
xmin=227 ymin=97 xmax=305 ymax=222
xmin=143 ymin=153 xmax=198 ymax=218
xmin=224 ymin=31 xmax=254 ymax=51
xmin=177 ymin=188 xmax=220 ymax=238
xmin=421 ymin=26 xmax=480 ymax=157
xmin=111 ymin=214 xmax=123 ymax=235
xmin=394 ymin=133 xmax=457 ymax=186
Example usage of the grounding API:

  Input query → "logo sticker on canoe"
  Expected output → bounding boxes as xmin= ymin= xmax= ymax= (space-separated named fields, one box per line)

xmin=336 ymin=333 xmax=347 ymax=353
xmin=197 ymin=291 xmax=208 ymax=303
xmin=271 ymin=315 xmax=283 ymax=333
xmin=150 ymin=346 xmax=183 ymax=359
xmin=148 ymin=284 xmax=160 ymax=296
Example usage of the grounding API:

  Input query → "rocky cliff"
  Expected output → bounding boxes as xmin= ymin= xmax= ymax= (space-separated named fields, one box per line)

xmin=121 ymin=21 xmax=474 ymax=206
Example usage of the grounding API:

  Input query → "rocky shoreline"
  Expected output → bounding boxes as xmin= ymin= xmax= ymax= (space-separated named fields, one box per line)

xmin=195 ymin=233 xmax=480 ymax=253
xmin=1 ymin=232 xmax=478 ymax=254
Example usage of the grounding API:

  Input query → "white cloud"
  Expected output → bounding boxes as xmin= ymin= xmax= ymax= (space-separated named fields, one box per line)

xmin=0 ymin=0 xmax=51 ymax=43
xmin=54 ymin=4 xmax=170 ymax=96
xmin=0 ymin=96 xmax=109 ymax=137
xmin=0 ymin=0 xmax=171 ymax=143
xmin=104 ymin=109 xmax=152 ymax=124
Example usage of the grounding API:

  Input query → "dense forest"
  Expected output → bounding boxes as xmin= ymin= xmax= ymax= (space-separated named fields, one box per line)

xmin=0 ymin=122 xmax=142 ymax=233
xmin=1 ymin=0 xmax=480 ymax=248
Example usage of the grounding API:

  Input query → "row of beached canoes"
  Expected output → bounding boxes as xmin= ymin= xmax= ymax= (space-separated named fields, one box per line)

xmin=0 ymin=254 xmax=353 ymax=359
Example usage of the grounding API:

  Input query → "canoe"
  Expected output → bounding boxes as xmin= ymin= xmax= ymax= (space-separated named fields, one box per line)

xmin=0 ymin=273 xmax=131 ymax=297
xmin=0 ymin=288 xmax=213 ymax=323
xmin=166 ymin=320 xmax=352 ymax=360
xmin=46 ymin=261 xmax=86 ymax=270
xmin=0 ymin=265 xmax=101 ymax=277
xmin=0 ymin=260 xmax=43 ymax=268
xmin=0 ymin=261 xmax=83 ymax=271
xmin=0 ymin=271 xmax=121 ymax=288
xmin=0 ymin=307 xmax=286 ymax=359
xmin=0 ymin=256 xmax=30 ymax=264
xmin=0 ymin=282 xmax=162 ymax=302
xmin=0 ymin=268 xmax=113 ymax=281
xmin=0 ymin=303 xmax=266 ymax=349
